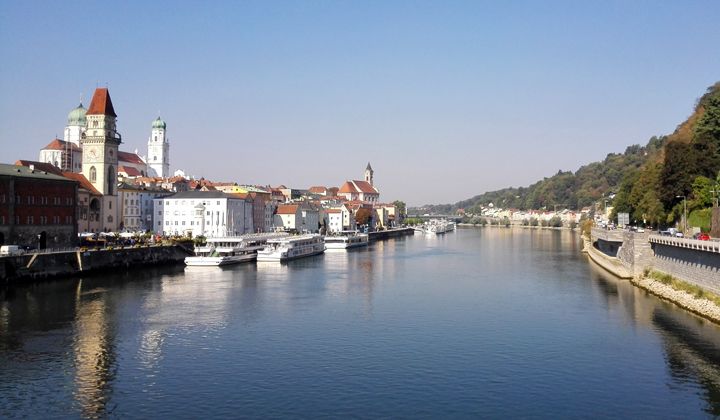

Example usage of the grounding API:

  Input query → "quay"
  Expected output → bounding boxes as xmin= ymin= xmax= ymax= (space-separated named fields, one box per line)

xmin=587 ymin=227 xmax=720 ymax=322
xmin=1 ymin=245 xmax=191 ymax=285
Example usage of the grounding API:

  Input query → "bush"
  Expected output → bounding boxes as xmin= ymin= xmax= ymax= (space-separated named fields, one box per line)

xmin=529 ymin=217 xmax=538 ymax=227
xmin=549 ymin=216 xmax=563 ymax=228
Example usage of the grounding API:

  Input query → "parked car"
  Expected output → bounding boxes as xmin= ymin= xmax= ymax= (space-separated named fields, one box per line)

xmin=694 ymin=232 xmax=711 ymax=241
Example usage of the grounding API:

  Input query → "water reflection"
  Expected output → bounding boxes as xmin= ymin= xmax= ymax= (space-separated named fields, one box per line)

xmin=72 ymin=279 xmax=116 ymax=418
xmin=653 ymin=309 xmax=720 ymax=416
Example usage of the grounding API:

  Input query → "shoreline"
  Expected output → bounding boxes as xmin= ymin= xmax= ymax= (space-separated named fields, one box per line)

xmin=630 ymin=274 xmax=720 ymax=325
xmin=584 ymin=233 xmax=720 ymax=324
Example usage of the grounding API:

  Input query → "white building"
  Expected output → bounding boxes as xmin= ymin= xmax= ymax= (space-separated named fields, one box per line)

xmin=147 ymin=117 xmax=170 ymax=178
xmin=325 ymin=209 xmax=344 ymax=233
xmin=154 ymin=191 xmax=253 ymax=237
xmin=274 ymin=204 xmax=301 ymax=231
xmin=323 ymin=204 xmax=355 ymax=232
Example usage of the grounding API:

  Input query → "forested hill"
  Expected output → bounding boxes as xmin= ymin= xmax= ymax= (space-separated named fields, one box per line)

xmin=420 ymin=82 xmax=720 ymax=225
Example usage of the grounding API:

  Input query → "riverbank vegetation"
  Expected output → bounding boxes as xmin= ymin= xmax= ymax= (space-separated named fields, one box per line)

xmin=420 ymin=83 xmax=720 ymax=230
xmin=644 ymin=269 xmax=720 ymax=308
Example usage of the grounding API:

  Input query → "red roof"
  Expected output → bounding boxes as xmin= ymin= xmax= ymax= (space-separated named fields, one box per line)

xmin=117 ymin=151 xmax=145 ymax=165
xmin=309 ymin=186 xmax=328 ymax=194
xmin=42 ymin=138 xmax=81 ymax=152
xmin=14 ymin=160 xmax=64 ymax=176
xmin=276 ymin=204 xmax=299 ymax=215
xmin=62 ymin=172 xmax=101 ymax=195
xmin=118 ymin=166 xmax=142 ymax=177
xmin=352 ymin=180 xmax=378 ymax=194
xmin=87 ymin=88 xmax=117 ymax=117
xmin=338 ymin=181 xmax=357 ymax=194
xmin=325 ymin=209 xmax=342 ymax=214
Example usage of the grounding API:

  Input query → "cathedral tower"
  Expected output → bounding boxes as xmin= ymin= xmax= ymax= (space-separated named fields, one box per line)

xmin=64 ymin=103 xmax=86 ymax=147
xmin=147 ymin=117 xmax=169 ymax=178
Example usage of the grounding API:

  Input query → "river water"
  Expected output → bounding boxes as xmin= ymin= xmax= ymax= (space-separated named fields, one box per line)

xmin=2 ymin=228 xmax=720 ymax=418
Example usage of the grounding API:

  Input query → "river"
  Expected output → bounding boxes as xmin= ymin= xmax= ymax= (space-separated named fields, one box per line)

xmin=2 ymin=228 xmax=720 ymax=418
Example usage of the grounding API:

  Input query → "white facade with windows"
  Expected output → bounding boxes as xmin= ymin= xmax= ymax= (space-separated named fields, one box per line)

xmin=153 ymin=191 xmax=252 ymax=237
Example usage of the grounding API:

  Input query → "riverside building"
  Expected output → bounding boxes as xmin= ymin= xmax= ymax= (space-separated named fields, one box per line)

xmin=154 ymin=190 xmax=253 ymax=237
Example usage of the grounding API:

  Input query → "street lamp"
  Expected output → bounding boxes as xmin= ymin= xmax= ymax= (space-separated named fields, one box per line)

xmin=676 ymin=195 xmax=687 ymax=235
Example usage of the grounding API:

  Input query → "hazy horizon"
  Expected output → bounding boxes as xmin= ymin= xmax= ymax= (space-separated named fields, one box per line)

xmin=1 ymin=1 xmax=719 ymax=206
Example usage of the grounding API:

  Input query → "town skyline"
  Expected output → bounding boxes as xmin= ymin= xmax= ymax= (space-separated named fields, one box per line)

xmin=1 ymin=1 xmax=720 ymax=206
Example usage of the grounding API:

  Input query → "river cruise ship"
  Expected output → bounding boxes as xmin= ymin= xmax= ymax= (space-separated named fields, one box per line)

xmin=416 ymin=219 xmax=456 ymax=234
xmin=256 ymin=234 xmax=325 ymax=262
xmin=324 ymin=231 xmax=369 ymax=250
xmin=185 ymin=233 xmax=289 ymax=266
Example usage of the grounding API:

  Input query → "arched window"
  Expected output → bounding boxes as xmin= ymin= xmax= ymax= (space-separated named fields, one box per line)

xmin=154 ymin=136 xmax=157 ymax=142
xmin=93 ymin=121 xmax=98 ymax=128
xmin=107 ymin=166 xmax=114 ymax=195
xmin=89 ymin=166 xmax=97 ymax=182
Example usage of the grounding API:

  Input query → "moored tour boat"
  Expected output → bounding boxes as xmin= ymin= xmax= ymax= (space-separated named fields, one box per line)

xmin=184 ymin=233 xmax=289 ymax=266
xmin=256 ymin=234 xmax=325 ymax=262
xmin=324 ymin=231 xmax=369 ymax=250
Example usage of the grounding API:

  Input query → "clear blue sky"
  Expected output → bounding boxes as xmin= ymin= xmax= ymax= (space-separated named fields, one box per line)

xmin=1 ymin=1 xmax=719 ymax=206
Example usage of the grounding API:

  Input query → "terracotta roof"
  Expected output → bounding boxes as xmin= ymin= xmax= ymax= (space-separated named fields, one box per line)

xmin=117 ymin=151 xmax=145 ymax=165
xmin=14 ymin=160 xmax=64 ymax=176
xmin=86 ymin=88 xmax=117 ymax=117
xmin=352 ymin=180 xmax=378 ymax=194
xmin=276 ymin=204 xmax=299 ymax=215
xmin=42 ymin=138 xmax=81 ymax=152
xmin=118 ymin=166 xmax=142 ymax=177
xmin=227 ymin=192 xmax=249 ymax=199
xmin=62 ymin=172 xmax=101 ymax=195
xmin=325 ymin=209 xmax=342 ymax=214
xmin=309 ymin=186 xmax=328 ymax=193
xmin=338 ymin=181 xmax=358 ymax=194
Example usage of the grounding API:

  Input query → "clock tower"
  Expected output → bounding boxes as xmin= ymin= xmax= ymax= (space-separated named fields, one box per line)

xmin=81 ymin=87 xmax=121 ymax=231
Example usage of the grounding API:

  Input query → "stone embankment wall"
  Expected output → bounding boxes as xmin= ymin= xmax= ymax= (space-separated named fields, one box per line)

xmin=649 ymin=235 xmax=720 ymax=293
xmin=591 ymin=227 xmax=624 ymax=257
xmin=1 ymin=245 xmax=190 ymax=284
xmin=588 ymin=229 xmax=719 ymax=286
xmin=617 ymin=231 xmax=653 ymax=277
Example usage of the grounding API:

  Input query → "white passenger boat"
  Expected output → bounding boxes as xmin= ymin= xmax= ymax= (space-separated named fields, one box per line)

xmin=256 ymin=234 xmax=325 ymax=262
xmin=324 ymin=231 xmax=369 ymax=250
xmin=419 ymin=219 xmax=456 ymax=234
xmin=184 ymin=233 xmax=289 ymax=266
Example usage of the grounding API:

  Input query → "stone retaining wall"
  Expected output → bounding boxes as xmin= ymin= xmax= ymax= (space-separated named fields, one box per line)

xmin=1 ymin=245 xmax=190 ymax=284
xmin=650 ymin=237 xmax=720 ymax=294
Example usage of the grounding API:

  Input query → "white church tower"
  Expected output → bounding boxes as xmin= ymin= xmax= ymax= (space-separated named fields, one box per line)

xmin=365 ymin=162 xmax=374 ymax=186
xmin=147 ymin=117 xmax=169 ymax=178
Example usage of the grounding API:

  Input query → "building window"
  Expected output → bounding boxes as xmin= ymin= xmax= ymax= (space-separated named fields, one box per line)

xmin=90 ymin=166 xmax=97 ymax=182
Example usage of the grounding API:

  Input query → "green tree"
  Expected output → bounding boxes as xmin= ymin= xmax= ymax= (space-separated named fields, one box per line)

xmin=392 ymin=200 xmax=407 ymax=216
